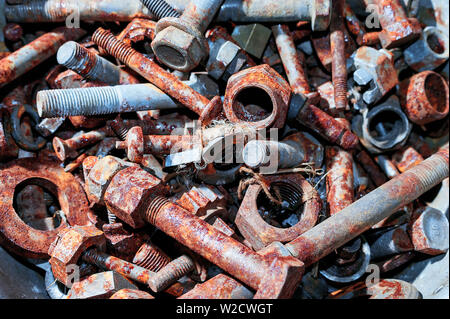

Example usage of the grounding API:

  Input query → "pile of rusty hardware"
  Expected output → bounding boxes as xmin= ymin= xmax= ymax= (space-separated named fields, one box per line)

xmin=0 ymin=0 xmax=449 ymax=300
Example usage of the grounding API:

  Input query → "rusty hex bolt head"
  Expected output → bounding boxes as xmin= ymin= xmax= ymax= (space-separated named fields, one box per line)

xmin=175 ymin=184 xmax=227 ymax=219
xmin=104 ymin=166 xmax=167 ymax=229
xmin=48 ymin=225 xmax=106 ymax=286
xmin=86 ymin=156 xmax=132 ymax=205
xmin=235 ymin=174 xmax=321 ymax=251
xmin=152 ymin=18 xmax=208 ymax=72
xmin=223 ymin=64 xmax=291 ymax=130
xmin=400 ymin=71 xmax=449 ymax=125
xmin=67 ymin=271 xmax=138 ymax=299
xmin=411 ymin=207 xmax=449 ymax=255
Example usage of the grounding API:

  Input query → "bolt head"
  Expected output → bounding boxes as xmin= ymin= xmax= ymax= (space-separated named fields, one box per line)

xmin=411 ymin=207 xmax=449 ymax=255
xmin=126 ymin=126 xmax=145 ymax=163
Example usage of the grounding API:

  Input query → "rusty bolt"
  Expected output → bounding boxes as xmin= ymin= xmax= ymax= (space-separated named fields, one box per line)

xmin=392 ymin=147 xmax=424 ymax=173
xmin=92 ymin=28 xmax=223 ymax=126
xmin=0 ymin=27 xmax=86 ymax=88
xmin=152 ymin=0 xmax=224 ymax=72
xmin=52 ymin=130 xmax=106 ymax=161
xmin=370 ymin=225 xmax=414 ymax=260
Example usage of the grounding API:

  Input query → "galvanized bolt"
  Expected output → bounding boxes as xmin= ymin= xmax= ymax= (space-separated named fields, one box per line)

xmin=57 ymin=41 xmax=139 ymax=85
xmin=140 ymin=0 xmax=180 ymax=19
xmin=152 ymin=0 xmax=225 ymax=72
xmin=37 ymin=83 xmax=179 ymax=118
xmin=4 ymin=0 xmax=153 ymax=23
xmin=216 ymin=0 xmax=331 ymax=31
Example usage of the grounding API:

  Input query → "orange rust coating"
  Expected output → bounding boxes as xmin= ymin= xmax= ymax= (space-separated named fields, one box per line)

xmin=330 ymin=0 xmax=348 ymax=111
xmin=392 ymin=147 xmax=424 ymax=173
xmin=285 ymin=144 xmax=449 ymax=267
xmin=373 ymin=0 xmax=422 ymax=48
xmin=326 ymin=146 xmax=354 ymax=216
xmin=356 ymin=150 xmax=388 ymax=187
xmin=110 ymin=289 xmax=154 ymax=299
xmin=0 ymin=27 xmax=86 ymax=88
xmin=179 ymin=274 xmax=253 ymax=299
xmin=297 ymin=104 xmax=359 ymax=150
xmin=0 ymin=159 xmax=92 ymax=259
xmin=144 ymin=198 xmax=297 ymax=294
xmin=272 ymin=24 xmax=310 ymax=95
xmin=399 ymin=71 xmax=449 ymax=125
xmin=92 ymin=28 xmax=211 ymax=116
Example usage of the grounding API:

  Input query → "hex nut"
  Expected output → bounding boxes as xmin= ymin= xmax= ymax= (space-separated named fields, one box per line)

xmin=85 ymin=156 xmax=132 ymax=205
xmin=104 ymin=166 xmax=167 ymax=229
xmin=404 ymin=26 xmax=449 ymax=72
xmin=48 ymin=225 xmax=106 ymax=286
xmin=235 ymin=174 xmax=321 ymax=251
xmin=67 ymin=271 xmax=137 ymax=299
xmin=223 ymin=64 xmax=291 ymax=130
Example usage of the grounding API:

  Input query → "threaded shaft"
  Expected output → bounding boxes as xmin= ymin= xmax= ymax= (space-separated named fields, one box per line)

xmin=110 ymin=118 xmax=130 ymax=141
xmin=92 ymin=28 xmax=136 ymax=66
xmin=5 ymin=1 xmax=70 ymax=22
xmin=57 ymin=41 xmax=99 ymax=79
xmin=37 ymin=86 xmax=120 ymax=118
xmin=133 ymin=241 xmax=171 ymax=272
xmin=145 ymin=196 xmax=170 ymax=226
xmin=107 ymin=209 xmax=117 ymax=224
xmin=149 ymin=255 xmax=195 ymax=292
xmin=140 ymin=0 xmax=180 ymax=19
xmin=81 ymin=249 xmax=105 ymax=267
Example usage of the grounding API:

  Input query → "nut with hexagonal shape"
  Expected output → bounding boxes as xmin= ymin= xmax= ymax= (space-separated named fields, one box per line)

xmin=104 ymin=166 xmax=167 ymax=229
xmin=223 ymin=64 xmax=291 ymax=130
xmin=67 ymin=271 xmax=138 ymax=299
xmin=48 ymin=225 xmax=106 ymax=286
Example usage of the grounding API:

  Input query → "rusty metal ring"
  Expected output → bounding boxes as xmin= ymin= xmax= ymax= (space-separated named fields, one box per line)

xmin=0 ymin=158 xmax=93 ymax=259
xmin=10 ymin=104 xmax=47 ymax=151
xmin=235 ymin=174 xmax=322 ymax=250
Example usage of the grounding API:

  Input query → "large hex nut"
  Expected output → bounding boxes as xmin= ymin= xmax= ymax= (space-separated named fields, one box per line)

xmin=404 ymin=26 xmax=449 ymax=72
xmin=224 ymin=64 xmax=291 ymax=130
xmin=0 ymin=158 xmax=92 ymax=259
xmin=235 ymin=174 xmax=322 ymax=251
xmin=104 ymin=166 xmax=167 ymax=229
xmin=48 ymin=225 xmax=106 ymax=286
xmin=85 ymin=156 xmax=132 ymax=205
xmin=67 ymin=271 xmax=137 ymax=299
xmin=399 ymin=71 xmax=449 ymax=125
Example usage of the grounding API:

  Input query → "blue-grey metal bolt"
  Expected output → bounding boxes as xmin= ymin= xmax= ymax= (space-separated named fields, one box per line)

xmin=57 ymin=41 xmax=138 ymax=85
xmin=140 ymin=0 xmax=180 ymax=19
xmin=37 ymin=84 xmax=179 ymax=118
